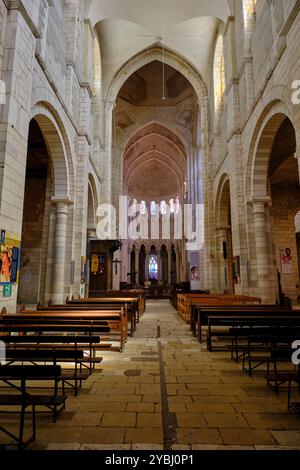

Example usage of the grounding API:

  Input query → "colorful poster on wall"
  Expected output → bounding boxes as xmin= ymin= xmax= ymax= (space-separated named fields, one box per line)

xmin=280 ymin=247 xmax=293 ymax=274
xmin=80 ymin=256 xmax=87 ymax=298
xmin=91 ymin=254 xmax=99 ymax=275
xmin=0 ymin=230 xmax=21 ymax=285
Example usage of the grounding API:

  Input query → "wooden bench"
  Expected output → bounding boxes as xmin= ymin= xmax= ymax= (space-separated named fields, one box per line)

xmin=0 ymin=365 xmax=66 ymax=449
xmin=0 ymin=335 xmax=101 ymax=394
xmin=177 ymin=294 xmax=261 ymax=323
xmin=226 ymin=324 xmax=300 ymax=361
xmin=263 ymin=348 xmax=299 ymax=394
xmin=82 ymin=290 xmax=146 ymax=314
xmin=2 ymin=309 xmax=126 ymax=352
xmin=40 ymin=302 xmax=135 ymax=337
xmin=65 ymin=297 xmax=139 ymax=333
xmin=264 ymin=348 xmax=300 ymax=412
xmin=206 ymin=314 xmax=300 ymax=352
xmin=191 ymin=304 xmax=292 ymax=340
xmin=242 ymin=331 xmax=300 ymax=376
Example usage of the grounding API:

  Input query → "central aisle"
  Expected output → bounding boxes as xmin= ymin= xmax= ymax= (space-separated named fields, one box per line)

xmin=25 ymin=300 xmax=300 ymax=449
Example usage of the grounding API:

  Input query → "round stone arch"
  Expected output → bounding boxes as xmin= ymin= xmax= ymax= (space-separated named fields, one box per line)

xmin=30 ymin=103 xmax=73 ymax=200
xmin=87 ymin=173 xmax=100 ymax=229
xmin=215 ymin=173 xmax=231 ymax=228
xmin=245 ymin=88 xmax=300 ymax=201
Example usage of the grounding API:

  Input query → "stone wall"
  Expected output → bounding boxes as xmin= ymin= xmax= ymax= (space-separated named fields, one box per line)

xmin=211 ymin=0 xmax=300 ymax=303
xmin=0 ymin=0 xmax=97 ymax=310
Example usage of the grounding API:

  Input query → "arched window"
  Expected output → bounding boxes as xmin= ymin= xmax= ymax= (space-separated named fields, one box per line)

xmin=149 ymin=255 xmax=158 ymax=280
xmin=175 ymin=196 xmax=180 ymax=215
xmin=150 ymin=201 xmax=157 ymax=216
xmin=92 ymin=32 xmax=102 ymax=137
xmin=160 ymin=200 xmax=167 ymax=215
xmin=213 ymin=34 xmax=225 ymax=126
xmin=242 ymin=0 xmax=257 ymax=53
xmin=140 ymin=200 xmax=147 ymax=215
xmin=169 ymin=199 xmax=175 ymax=214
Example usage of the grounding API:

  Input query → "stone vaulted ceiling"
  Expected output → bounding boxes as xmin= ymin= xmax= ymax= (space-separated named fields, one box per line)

xmin=123 ymin=123 xmax=186 ymax=200
xmin=85 ymin=0 xmax=232 ymax=96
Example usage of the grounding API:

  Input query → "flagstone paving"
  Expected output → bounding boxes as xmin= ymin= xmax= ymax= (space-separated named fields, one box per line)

xmin=2 ymin=300 xmax=300 ymax=450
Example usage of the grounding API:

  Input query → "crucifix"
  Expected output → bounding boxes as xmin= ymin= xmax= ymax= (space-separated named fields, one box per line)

xmin=112 ymin=258 xmax=122 ymax=275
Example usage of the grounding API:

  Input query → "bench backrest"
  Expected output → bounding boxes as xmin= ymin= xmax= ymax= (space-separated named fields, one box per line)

xmin=0 ymin=335 xmax=101 ymax=344
xmin=5 ymin=349 xmax=84 ymax=360
xmin=0 ymin=365 xmax=62 ymax=379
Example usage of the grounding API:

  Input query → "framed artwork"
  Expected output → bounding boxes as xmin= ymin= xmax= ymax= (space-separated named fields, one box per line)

xmin=0 ymin=230 xmax=21 ymax=285
xmin=280 ymin=247 xmax=293 ymax=274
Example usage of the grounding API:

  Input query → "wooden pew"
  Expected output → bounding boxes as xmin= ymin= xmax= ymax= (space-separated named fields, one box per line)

xmin=190 ymin=304 xmax=292 ymax=339
xmin=37 ymin=302 xmax=135 ymax=337
xmin=267 ymin=349 xmax=300 ymax=412
xmin=242 ymin=330 xmax=300 ymax=376
xmin=84 ymin=290 xmax=146 ymax=314
xmin=4 ymin=309 xmax=126 ymax=352
xmin=0 ymin=322 xmax=109 ymax=366
xmin=177 ymin=293 xmax=261 ymax=323
xmin=0 ymin=335 xmax=101 ymax=394
xmin=195 ymin=305 xmax=294 ymax=344
xmin=66 ymin=297 xmax=140 ymax=332
xmin=0 ymin=365 xmax=66 ymax=450
xmin=207 ymin=315 xmax=300 ymax=352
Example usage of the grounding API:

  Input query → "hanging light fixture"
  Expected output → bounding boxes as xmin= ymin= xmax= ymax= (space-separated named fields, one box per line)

xmin=162 ymin=43 xmax=166 ymax=101
xmin=160 ymin=0 xmax=166 ymax=101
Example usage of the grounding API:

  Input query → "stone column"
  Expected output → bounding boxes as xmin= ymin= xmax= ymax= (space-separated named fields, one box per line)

xmin=251 ymin=198 xmax=273 ymax=301
xmin=51 ymin=199 xmax=71 ymax=303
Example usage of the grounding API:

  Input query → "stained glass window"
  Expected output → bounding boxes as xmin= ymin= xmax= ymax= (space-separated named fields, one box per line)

xmin=175 ymin=196 xmax=180 ymax=214
xmin=169 ymin=199 xmax=175 ymax=214
xmin=149 ymin=255 xmax=158 ymax=280
xmin=150 ymin=201 xmax=157 ymax=216
xmin=160 ymin=200 xmax=167 ymax=215
xmin=140 ymin=200 xmax=147 ymax=215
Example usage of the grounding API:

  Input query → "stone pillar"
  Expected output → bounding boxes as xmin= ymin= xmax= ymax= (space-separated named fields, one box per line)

xmin=52 ymin=199 xmax=71 ymax=303
xmin=251 ymin=198 xmax=274 ymax=302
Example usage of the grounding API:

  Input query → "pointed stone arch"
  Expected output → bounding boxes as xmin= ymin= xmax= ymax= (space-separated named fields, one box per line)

xmin=107 ymin=46 xmax=207 ymax=104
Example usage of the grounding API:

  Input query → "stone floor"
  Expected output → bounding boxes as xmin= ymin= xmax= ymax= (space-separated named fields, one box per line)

xmin=1 ymin=300 xmax=300 ymax=450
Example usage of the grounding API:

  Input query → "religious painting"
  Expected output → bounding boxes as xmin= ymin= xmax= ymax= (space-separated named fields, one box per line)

xmin=280 ymin=247 xmax=293 ymax=274
xmin=0 ymin=230 xmax=21 ymax=285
